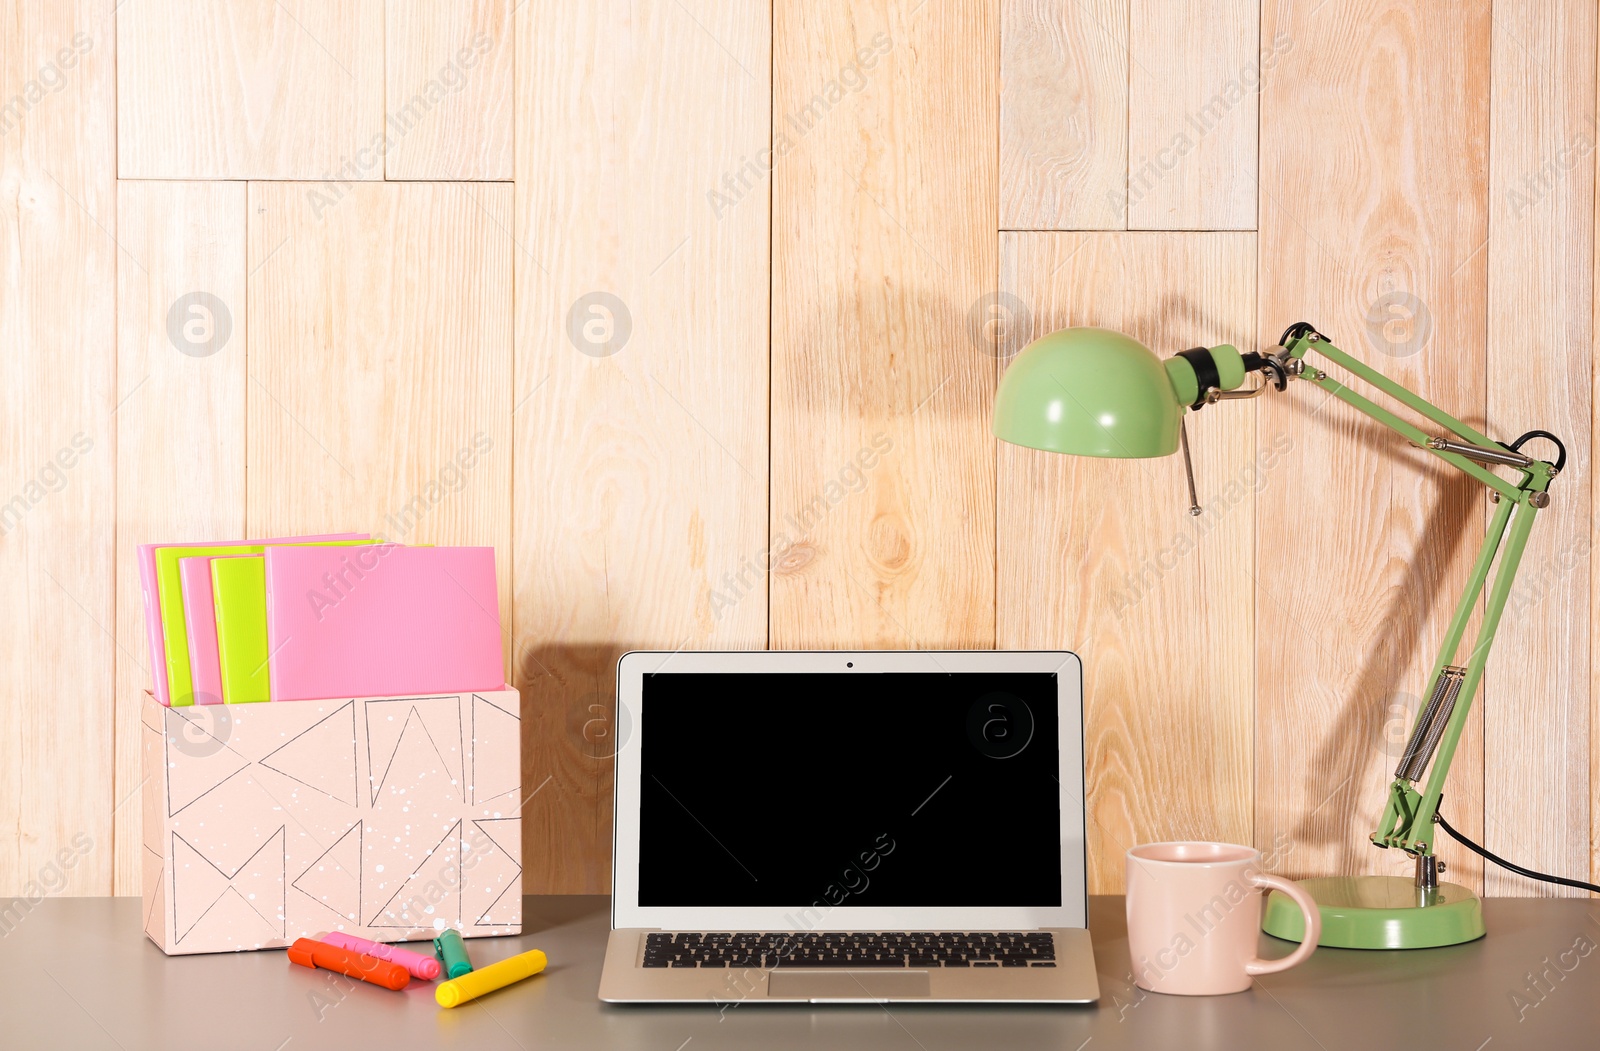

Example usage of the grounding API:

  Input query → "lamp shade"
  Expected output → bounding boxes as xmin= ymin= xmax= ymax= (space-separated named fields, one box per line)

xmin=992 ymin=326 xmax=1184 ymax=458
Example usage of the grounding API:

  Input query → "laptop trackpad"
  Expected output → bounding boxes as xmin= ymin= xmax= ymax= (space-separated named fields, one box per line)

xmin=768 ymin=972 xmax=931 ymax=1000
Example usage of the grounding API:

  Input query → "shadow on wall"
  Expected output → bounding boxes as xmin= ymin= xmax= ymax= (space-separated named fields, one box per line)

xmin=1001 ymin=290 xmax=1258 ymax=362
xmin=514 ymin=641 xmax=634 ymax=895
xmin=1276 ymin=388 xmax=1485 ymax=881
xmin=1124 ymin=292 xmax=1256 ymax=357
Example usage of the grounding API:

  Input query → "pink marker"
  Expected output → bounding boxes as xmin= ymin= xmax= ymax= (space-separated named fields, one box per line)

xmin=321 ymin=933 xmax=442 ymax=980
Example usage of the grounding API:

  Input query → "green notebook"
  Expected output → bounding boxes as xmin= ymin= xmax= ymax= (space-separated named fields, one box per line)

xmin=155 ymin=540 xmax=374 ymax=707
xmin=212 ymin=556 xmax=271 ymax=704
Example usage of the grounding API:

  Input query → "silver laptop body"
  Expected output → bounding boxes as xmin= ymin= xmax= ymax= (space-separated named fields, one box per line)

xmin=598 ymin=650 xmax=1098 ymax=1004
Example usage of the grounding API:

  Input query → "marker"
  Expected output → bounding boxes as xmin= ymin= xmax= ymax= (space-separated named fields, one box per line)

xmin=436 ymin=948 xmax=547 ymax=1008
xmin=434 ymin=929 xmax=473 ymax=979
xmin=322 ymin=932 xmax=441 ymax=980
xmin=287 ymin=937 xmax=409 ymax=990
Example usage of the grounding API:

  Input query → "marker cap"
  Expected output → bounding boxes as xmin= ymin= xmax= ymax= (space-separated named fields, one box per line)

xmin=434 ymin=929 xmax=474 ymax=980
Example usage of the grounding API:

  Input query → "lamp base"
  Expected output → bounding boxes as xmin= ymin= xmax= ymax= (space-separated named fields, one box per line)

xmin=1261 ymin=876 xmax=1485 ymax=949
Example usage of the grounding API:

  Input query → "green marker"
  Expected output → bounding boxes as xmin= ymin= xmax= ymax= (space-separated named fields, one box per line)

xmin=434 ymin=929 xmax=474 ymax=979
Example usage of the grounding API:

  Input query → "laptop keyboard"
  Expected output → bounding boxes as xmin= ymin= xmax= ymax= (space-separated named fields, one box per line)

xmin=642 ymin=931 xmax=1056 ymax=968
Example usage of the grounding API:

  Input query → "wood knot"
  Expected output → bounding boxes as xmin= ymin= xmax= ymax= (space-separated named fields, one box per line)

xmin=774 ymin=543 xmax=815 ymax=574
xmin=867 ymin=515 xmax=910 ymax=571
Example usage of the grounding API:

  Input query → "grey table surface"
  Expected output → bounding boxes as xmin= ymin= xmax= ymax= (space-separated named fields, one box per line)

xmin=2 ymin=894 xmax=1597 ymax=1050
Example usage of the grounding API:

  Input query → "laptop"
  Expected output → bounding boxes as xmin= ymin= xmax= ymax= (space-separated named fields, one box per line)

xmin=598 ymin=649 xmax=1099 ymax=1004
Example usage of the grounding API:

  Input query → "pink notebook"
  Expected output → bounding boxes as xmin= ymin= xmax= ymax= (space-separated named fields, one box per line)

xmin=137 ymin=533 xmax=365 ymax=704
xmin=264 ymin=544 xmax=504 ymax=701
xmin=178 ymin=555 xmax=241 ymax=706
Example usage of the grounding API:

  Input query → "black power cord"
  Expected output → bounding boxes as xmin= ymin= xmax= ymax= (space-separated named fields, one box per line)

xmin=1435 ymin=809 xmax=1600 ymax=895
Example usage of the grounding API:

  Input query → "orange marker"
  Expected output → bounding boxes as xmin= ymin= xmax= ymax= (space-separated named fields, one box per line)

xmin=287 ymin=937 xmax=410 ymax=990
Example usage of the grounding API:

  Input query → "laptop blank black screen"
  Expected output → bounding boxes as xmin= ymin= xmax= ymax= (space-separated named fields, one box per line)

xmin=636 ymin=671 xmax=1064 ymax=908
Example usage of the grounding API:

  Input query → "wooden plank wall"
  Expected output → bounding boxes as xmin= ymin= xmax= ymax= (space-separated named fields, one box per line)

xmin=2 ymin=0 xmax=117 ymax=896
xmin=1255 ymin=0 xmax=1493 ymax=892
xmin=117 ymin=1 xmax=384 ymax=180
xmin=384 ymin=0 xmax=513 ymax=181
xmin=113 ymin=180 xmax=247 ymax=893
xmin=1484 ymin=0 xmax=1595 ymax=895
xmin=1 ymin=0 xmax=1597 ymax=898
xmin=771 ymin=3 xmax=996 ymax=651
xmin=1478 ymin=0 xmax=1593 ymax=895
xmin=514 ymin=0 xmax=769 ymax=892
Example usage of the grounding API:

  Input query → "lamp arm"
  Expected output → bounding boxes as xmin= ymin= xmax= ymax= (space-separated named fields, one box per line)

xmin=1370 ymin=492 xmax=1532 ymax=859
xmin=1250 ymin=326 xmax=1558 ymax=863
xmin=1274 ymin=329 xmax=1544 ymax=502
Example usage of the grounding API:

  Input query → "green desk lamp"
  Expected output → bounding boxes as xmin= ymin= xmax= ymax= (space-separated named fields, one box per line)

xmin=994 ymin=322 xmax=1567 ymax=949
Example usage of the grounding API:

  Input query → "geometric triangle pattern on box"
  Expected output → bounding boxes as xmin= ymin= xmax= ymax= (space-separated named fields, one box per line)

xmin=144 ymin=686 xmax=522 ymax=955
xmin=291 ymin=820 xmax=362 ymax=923
xmin=474 ymin=815 xmax=519 ymax=857
xmin=172 ymin=834 xmax=228 ymax=939
xmin=367 ymin=819 xmax=461 ymax=928
xmin=143 ymin=846 xmax=165 ymax=941
xmin=365 ymin=697 xmax=463 ymax=805
xmin=465 ymin=817 xmax=521 ymax=926
xmin=172 ymin=827 xmax=285 ymax=944
xmin=142 ymin=722 xmax=165 ymax=852
xmin=181 ymin=887 xmax=282 ymax=950
xmin=165 ymin=709 xmax=251 ymax=816
xmin=259 ymin=701 xmax=358 ymax=806
xmin=470 ymin=694 xmax=520 ymax=806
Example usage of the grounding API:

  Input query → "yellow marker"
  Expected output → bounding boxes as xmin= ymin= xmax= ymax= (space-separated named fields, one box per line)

xmin=435 ymin=948 xmax=547 ymax=1008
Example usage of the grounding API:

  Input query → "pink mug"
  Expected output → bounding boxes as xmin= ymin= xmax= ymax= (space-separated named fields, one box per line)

xmin=1125 ymin=841 xmax=1320 ymax=995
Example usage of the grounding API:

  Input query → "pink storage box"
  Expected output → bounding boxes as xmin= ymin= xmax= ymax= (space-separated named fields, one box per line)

xmin=140 ymin=686 xmax=523 ymax=955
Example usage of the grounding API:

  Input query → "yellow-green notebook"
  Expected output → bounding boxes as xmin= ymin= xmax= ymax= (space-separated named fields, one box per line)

xmin=212 ymin=556 xmax=271 ymax=704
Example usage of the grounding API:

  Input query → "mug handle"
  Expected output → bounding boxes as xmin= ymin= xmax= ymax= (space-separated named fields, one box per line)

xmin=1244 ymin=873 xmax=1321 ymax=976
